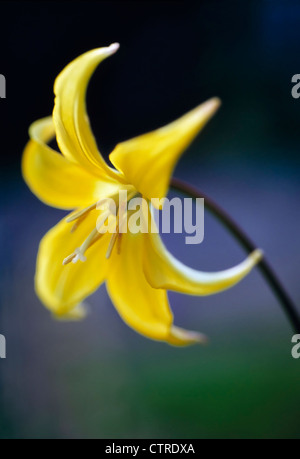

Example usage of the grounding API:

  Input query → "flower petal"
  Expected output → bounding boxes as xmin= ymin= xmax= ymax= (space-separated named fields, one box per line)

xmin=53 ymin=43 xmax=124 ymax=181
xmin=106 ymin=231 xmax=206 ymax=346
xmin=109 ymin=98 xmax=220 ymax=206
xmin=54 ymin=303 xmax=88 ymax=321
xmin=22 ymin=117 xmax=122 ymax=209
xmin=36 ymin=210 xmax=111 ymax=316
xmin=143 ymin=223 xmax=263 ymax=295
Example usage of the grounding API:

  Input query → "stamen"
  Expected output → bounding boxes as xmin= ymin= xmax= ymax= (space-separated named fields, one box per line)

xmin=106 ymin=203 xmax=120 ymax=259
xmin=117 ymin=233 xmax=123 ymax=255
xmin=70 ymin=215 xmax=85 ymax=233
xmin=106 ymin=230 xmax=119 ymax=259
xmin=64 ymin=227 xmax=99 ymax=266
xmin=88 ymin=230 xmax=104 ymax=250
xmin=62 ymin=253 xmax=77 ymax=265
xmin=63 ymin=191 xmax=135 ymax=266
xmin=80 ymin=228 xmax=99 ymax=254
xmin=72 ymin=248 xmax=87 ymax=264
xmin=96 ymin=209 xmax=111 ymax=233
xmin=96 ymin=197 xmax=113 ymax=210
xmin=66 ymin=203 xmax=97 ymax=223
xmin=116 ymin=202 xmax=127 ymax=254
xmin=105 ymin=200 xmax=126 ymax=259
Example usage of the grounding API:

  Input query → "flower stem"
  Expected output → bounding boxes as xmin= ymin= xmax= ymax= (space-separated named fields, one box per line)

xmin=171 ymin=177 xmax=300 ymax=334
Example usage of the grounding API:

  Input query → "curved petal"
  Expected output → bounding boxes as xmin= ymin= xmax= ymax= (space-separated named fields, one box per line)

xmin=36 ymin=210 xmax=111 ymax=316
xmin=54 ymin=303 xmax=88 ymax=321
xmin=22 ymin=117 xmax=122 ymax=209
xmin=53 ymin=43 xmax=124 ymax=181
xmin=143 ymin=214 xmax=263 ymax=295
xmin=106 ymin=231 xmax=206 ymax=346
xmin=109 ymin=98 xmax=220 ymax=207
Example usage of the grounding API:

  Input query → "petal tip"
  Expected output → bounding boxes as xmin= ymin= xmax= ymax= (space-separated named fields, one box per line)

xmin=107 ymin=42 xmax=120 ymax=55
xmin=211 ymin=96 xmax=222 ymax=107
xmin=251 ymin=248 xmax=264 ymax=264
xmin=53 ymin=302 xmax=89 ymax=321
xmin=198 ymin=97 xmax=221 ymax=117
xmin=169 ymin=326 xmax=208 ymax=346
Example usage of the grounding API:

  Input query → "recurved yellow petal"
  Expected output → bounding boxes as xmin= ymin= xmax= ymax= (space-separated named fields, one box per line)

xmin=106 ymin=231 xmax=205 ymax=345
xmin=109 ymin=98 xmax=221 ymax=207
xmin=22 ymin=117 xmax=122 ymax=209
xmin=167 ymin=326 xmax=207 ymax=346
xmin=36 ymin=210 xmax=111 ymax=316
xmin=143 ymin=223 xmax=263 ymax=295
xmin=53 ymin=43 xmax=124 ymax=181
xmin=54 ymin=303 xmax=88 ymax=321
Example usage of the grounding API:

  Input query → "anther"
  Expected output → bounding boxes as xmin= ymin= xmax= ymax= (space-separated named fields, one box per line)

xmin=62 ymin=253 xmax=77 ymax=265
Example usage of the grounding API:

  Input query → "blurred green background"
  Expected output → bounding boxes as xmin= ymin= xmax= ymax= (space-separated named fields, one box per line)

xmin=0 ymin=1 xmax=299 ymax=438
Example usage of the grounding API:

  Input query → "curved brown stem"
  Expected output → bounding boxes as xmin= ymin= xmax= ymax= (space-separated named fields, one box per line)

xmin=171 ymin=177 xmax=300 ymax=334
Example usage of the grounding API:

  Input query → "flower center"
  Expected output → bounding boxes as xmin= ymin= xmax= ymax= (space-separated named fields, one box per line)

xmin=62 ymin=191 xmax=136 ymax=265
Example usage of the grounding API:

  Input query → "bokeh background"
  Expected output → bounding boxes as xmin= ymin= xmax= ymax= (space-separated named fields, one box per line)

xmin=0 ymin=0 xmax=299 ymax=439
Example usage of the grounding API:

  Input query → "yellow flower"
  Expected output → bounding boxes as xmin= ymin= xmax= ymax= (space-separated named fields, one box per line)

xmin=22 ymin=43 xmax=262 ymax=345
